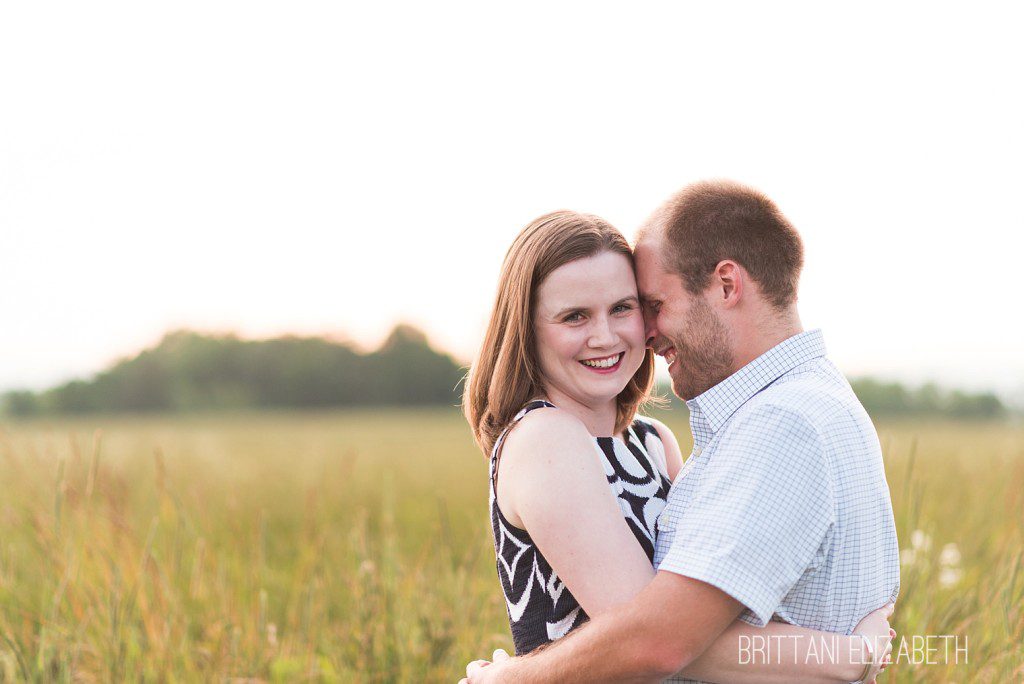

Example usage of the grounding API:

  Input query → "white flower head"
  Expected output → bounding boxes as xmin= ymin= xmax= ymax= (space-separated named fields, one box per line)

xmin=939 ymin=567 xmax=963 ymax=588
xmin=939 ymin=543 xmax=962 ymax=568
xmin=911 ymin=530 xmax=932 ymax=552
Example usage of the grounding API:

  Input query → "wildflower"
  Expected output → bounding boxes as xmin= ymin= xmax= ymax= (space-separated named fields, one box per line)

xmin=939 ymin=543 xmax=961 ymax=567
xmin=939 ymin=567 xmax=962 ymax=588
xmin=900 ymin=549 xmax=916 ymax=567
xmin=267 ymin=622 xmax=278 ymax=647
xmin=910 ymin=530 xmax=932 ymax=552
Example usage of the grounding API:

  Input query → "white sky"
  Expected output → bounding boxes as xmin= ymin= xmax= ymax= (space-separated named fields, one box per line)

xmin=2 ymin=2 xmax=1022 ymax=398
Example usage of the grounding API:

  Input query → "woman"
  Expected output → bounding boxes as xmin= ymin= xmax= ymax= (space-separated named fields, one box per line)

xmin=463 ymin=211 xmax=892 ymax=682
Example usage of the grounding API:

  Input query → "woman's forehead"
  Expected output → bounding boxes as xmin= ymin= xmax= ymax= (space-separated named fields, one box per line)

xmin=537 ymin=252 xmax=637 ymax=306
xmin=547 ymin=251 xmax=634 ymax=282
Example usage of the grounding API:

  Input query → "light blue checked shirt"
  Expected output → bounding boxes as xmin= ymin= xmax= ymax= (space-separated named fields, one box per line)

xmin=654 ymin=330 xmax=900 ymax=648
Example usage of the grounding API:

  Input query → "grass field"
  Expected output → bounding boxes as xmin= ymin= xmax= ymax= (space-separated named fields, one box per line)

xmin=0 ymin=408 xmax=1021 ymax=682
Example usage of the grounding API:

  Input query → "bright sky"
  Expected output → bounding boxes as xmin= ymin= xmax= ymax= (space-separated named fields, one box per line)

xmin=2 ymin=2 xmax=1022 ymax=399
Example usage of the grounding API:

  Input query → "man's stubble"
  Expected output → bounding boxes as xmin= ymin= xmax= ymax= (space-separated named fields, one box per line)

xmin=669 ymin=296 xmax=734 ymax=401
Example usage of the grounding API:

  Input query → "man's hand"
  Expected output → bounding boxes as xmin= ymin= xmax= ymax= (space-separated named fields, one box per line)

xmin=460 ymin=648 xmax=511 ymax=683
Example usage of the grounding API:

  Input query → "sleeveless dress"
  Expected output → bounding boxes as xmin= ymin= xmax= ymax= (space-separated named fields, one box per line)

xmin=489 ymin=400 xmax=673 ymax=655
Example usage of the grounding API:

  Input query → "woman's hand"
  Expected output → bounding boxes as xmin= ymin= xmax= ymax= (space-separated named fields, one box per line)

xmin=461 ymin=649 xmax=511 ymax=683
xmin=851 ymin=602 xmax=895 ymax=682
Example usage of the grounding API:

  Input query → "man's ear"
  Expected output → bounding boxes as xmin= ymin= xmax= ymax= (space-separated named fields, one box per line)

xmin=713 ymin=260 xmax=743 ymax=308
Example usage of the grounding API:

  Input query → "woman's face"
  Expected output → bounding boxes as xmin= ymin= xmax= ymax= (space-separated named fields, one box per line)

xmin=533 ymin=250 xmax=646 ymax=408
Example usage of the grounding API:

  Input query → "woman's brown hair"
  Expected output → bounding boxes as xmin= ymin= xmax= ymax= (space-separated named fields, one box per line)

xmin=463 ymin=211 xmax=656 ymax=455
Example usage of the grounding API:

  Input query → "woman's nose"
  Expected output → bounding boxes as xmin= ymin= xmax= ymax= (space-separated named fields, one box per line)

xmin=588 ymin=316 xmax=618 ymax=348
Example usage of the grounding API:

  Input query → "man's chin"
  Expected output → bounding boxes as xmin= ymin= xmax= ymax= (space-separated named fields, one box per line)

xmin=669 ymin=374 xmax=696 ymax=402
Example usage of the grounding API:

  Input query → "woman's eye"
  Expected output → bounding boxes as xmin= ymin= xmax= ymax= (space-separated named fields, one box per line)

xmin=563 ymin=312 xmax=583 ymax=323
xmin=613 ymin=303 xmax=633 ymax=314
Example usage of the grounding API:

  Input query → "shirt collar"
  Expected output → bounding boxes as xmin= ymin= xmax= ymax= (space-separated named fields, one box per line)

xmin=686 ymin=329 xmax=827 ymax=441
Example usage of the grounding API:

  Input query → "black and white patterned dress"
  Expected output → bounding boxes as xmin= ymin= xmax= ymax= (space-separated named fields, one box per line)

xmin=489 ymin=400 xmax=672 ymax=655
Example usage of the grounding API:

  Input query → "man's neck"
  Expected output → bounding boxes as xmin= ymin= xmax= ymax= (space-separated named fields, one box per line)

xmin=730 ymin=310 xmax=804 ymax=371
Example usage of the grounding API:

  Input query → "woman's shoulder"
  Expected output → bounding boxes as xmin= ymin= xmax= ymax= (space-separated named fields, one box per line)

xmin=502 ymin=403 xmax=594 ymax=458
xmin=632 ymin=415 xmax=674 ymax=443
xmin=494 ymin=403 xmax=606 ymax=525
xmin=629 ymin=414 xmax=662 ymax=441
xmin=631 ymin=414 xmax=684 ymax=481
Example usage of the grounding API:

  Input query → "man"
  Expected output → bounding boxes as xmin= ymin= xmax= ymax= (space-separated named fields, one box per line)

xmin=465 ymin=180 xmax=900 ymax=683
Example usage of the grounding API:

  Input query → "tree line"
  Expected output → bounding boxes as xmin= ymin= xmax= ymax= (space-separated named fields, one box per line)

xmin=0 ymin=325 xmax=1009 ymax=420
xmin=1 ymin=325 xmax=464 ymax=416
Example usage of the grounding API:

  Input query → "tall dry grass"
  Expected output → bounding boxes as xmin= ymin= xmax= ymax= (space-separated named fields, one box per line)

xmin=0 ymin=409 xmax=1021 ymax=682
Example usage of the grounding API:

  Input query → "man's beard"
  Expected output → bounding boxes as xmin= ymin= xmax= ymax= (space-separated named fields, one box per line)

xmin=669 ymin=298 xmax=734 ymax=401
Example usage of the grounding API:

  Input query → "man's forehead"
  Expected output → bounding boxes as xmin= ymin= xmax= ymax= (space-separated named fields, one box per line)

xmin=634 ymin=236 xmax=688 ymax=304
xmin=634 ymin=239 xmax=667 ymax=280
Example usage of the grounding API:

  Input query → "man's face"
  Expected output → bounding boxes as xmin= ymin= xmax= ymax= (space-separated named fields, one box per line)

xmin=634 ymin=237 xmax=734 ymax=400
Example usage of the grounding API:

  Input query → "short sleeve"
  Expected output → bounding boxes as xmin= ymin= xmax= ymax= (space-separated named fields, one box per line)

xmin=657 ymin=404 xmax=835 ymax=626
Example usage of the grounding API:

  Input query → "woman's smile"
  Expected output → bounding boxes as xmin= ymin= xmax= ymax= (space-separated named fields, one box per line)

xmin=578 ymin=351 xmax=625 ymax=373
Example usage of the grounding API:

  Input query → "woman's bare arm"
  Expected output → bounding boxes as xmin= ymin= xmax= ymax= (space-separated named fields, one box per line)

xmin=498 ymin=409 xmax=656 ymax=614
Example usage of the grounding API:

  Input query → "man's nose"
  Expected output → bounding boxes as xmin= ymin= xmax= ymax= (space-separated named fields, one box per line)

xmin=643 ymin=313 xmax=658 ymax=348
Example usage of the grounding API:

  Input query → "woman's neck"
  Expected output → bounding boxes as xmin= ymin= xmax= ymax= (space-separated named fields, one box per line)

xmin=540 ymin=387 xmax=618 ymax=438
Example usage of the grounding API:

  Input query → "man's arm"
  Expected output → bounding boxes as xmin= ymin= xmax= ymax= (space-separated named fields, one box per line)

xmin=466 ymin=570 xmax=743 ymax=683
xmin=681 ymin=607 xmax=894 ymax=683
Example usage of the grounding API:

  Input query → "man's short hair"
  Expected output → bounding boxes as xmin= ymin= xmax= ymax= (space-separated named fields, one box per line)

xmin=646 ymin=180 xmax=804 ymax=309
